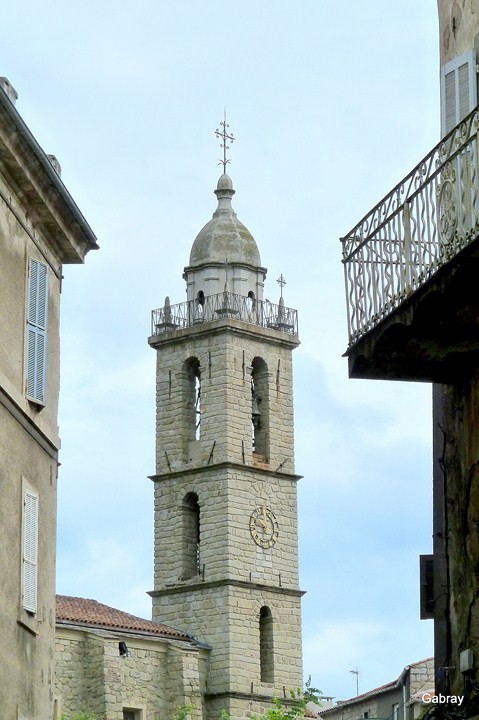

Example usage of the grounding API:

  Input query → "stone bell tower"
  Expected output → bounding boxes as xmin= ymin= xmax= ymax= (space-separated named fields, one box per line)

xmin=148 ymin=131 xmax=303 ymax=720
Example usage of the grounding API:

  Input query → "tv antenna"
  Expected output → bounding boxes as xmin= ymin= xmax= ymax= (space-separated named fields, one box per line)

xmin=350 ymin=667 xmax=360 ymax=696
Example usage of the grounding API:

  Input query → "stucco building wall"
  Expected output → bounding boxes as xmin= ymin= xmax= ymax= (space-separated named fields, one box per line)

xmin=0 ymin=79 xmax=96 ymax=719
xmin=438 ymin=0 xmax=479 ymax=63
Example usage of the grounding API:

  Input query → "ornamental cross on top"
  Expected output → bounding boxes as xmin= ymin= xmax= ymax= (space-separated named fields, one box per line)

xmin=215 ymin=111 xmax=234 ymax=173
xmin=277 ymin=273 xmax=286 ymax=299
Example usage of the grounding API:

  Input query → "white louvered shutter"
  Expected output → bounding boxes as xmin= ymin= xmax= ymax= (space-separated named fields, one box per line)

xmin=441 ymin=49 xmax=477 ymax=136
xmin=23 ymin=490 xmax=38 ymax=613
xmin=26 ymin=259 xmax=48 ymax=404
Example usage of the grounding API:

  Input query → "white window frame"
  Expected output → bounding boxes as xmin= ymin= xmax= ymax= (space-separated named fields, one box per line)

xmin=440 ymin=49 xmax=477 ymax=136
xmin=22 ymin=485 xmax=39 ymax=614
xmin=25 ymin=258 xmax=49 ymax=405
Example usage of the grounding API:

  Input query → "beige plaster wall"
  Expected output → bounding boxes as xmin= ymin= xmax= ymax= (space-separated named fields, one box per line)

xmin=438 ymin=0 xmax=479 ymax=65
xmin=0 ymin=139 xmax=69 ymax=720
xmin=0 ymin=167 xmax=62 ymax=446
xmin=0 ymin=403 xmax=58 ymax=720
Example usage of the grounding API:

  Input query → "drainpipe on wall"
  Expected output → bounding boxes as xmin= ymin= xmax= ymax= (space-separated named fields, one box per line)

xmin=403 ymin=674 xmax=408 ymax=720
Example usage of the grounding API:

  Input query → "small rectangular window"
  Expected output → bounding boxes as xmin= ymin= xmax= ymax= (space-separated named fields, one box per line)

xmin=123 ymin=711 xmax=141 ymax=720
xmin=22 ymin=489 xmax=39 ymax=613
xmin=25 ymin=258 xmax=49 ymax=405
xmin=420 ymin=554 xmax=434 ymax=619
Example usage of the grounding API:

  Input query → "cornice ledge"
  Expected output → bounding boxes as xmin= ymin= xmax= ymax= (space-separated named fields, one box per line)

xmin=148 ymin=578 xmax=305 ymax=598
xmin=148 ymin=460 xmax=302 ymax=483
xmin=0 ymin=88 xmax=98 ymax=263
xmin=148 ymin=317 xmax=300 ymax=349
xmin=204 ymin=690 xmax=300 ymax=705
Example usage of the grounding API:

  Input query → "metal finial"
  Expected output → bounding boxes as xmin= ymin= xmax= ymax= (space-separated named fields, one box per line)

xmin=215 ymin=109 xmax=234 ymax=173
xmin=277 ymin=274 xmax=286 ymax=299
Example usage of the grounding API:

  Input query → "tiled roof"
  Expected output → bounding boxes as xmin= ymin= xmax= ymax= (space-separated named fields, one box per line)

xmin=56 ymin=595 xmax=192 ymax=641
xmin=320 ymin=681 xmax=398 ymax=714
xmin=320 ymin=657 xmax=434 ymax=714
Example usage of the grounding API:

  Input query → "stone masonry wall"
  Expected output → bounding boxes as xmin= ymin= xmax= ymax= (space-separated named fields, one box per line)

xmin=54 ymin=628 xmax=205 ymax=720
xmin=54 ymin=631 xmax=87 ymax=715
xmin=153 ymin=584 xmax=302 ymax=699
xmin=154 ymin=466 xmax=299 ymax=589
xmin=151 ymin=320 xmax=298 ymax=476
xmin=409 ymin=658 xmax=434 ymax=696
xmin=150 ymin=316 xmax=302 ymax=720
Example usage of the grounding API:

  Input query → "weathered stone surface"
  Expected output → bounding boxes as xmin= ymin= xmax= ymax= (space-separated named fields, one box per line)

xmin=151 ymin=293 xmax=303 ymax=717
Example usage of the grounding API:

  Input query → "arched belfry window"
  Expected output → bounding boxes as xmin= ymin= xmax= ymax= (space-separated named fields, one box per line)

xmin=182 ymin=492 xmax=200 ymax=579
xmin=259 ymin=606 xmax=274 ymax=683
xmin=246 ymin=290 xmax=256 ymax=321
xmin=183 ymin=357 xmax=201 ymax=441
xmin=251 ymin=357 xmax=269 ymax=457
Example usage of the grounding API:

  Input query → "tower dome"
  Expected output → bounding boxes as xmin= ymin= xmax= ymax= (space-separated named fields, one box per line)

xmin=189 ymin=174 xmax=261 ymax=268
xmin=184 ymin=174 xmax=266 ymax=303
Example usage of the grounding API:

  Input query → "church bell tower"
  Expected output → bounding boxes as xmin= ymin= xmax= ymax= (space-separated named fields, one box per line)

xmin=148 ymin=126 xmax=303 ymax=720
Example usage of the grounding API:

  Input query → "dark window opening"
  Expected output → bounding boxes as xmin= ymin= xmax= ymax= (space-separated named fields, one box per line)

xmin=259 ymin=606 xmax=274 ymax=683
xmin=183 ymin=357 xmax=201 ymax=442
xmin=183 ymin=492 xmax=200 ymax=578
xmin=251 ymin=357 xmax=269 ymax=457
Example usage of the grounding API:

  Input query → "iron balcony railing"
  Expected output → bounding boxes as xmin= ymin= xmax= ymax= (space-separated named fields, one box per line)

xmin=342 ymin=107 xmax=479 ymax=347
xmin=151 ymin=291 xmax=298 ymax=337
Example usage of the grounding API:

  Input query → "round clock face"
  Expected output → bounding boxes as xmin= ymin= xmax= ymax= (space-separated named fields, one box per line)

xmin=249 ymin=506 xmax=279 ymax=549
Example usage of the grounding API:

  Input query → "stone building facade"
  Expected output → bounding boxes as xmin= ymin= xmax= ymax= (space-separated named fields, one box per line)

xmin=148 ymin=171 xmax=303 ymax=720
xmin=319 ymin=659 xmax=434 ymax=720
xmin=54 ymin=596 xmax=207 ymax=720
xmin=0 ymin=78 xmax=97 ymax=719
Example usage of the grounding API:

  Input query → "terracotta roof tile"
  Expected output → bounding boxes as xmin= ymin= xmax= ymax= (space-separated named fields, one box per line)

xmin=320 ymin=658 xmax=434 ymax=713
xmin=321 ymin=681 xmax=398 ymax=713
xmin=56 ymin=595 xmax=191 ymax=641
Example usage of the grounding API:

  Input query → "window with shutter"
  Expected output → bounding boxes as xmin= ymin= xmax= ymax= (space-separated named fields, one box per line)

xmin=25 ymin=259 xmax=48 ymax=405
xmin=420 ymin=554 xmax=434 ymax=620
xmin=22 ymin=489 xmax=38 ymax=613
xmin=441 ymin=49 xmax=477 ymax=136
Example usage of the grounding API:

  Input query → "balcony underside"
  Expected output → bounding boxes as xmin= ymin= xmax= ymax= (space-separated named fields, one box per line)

xmin=345 ymin=234 xmax=479 ymax=383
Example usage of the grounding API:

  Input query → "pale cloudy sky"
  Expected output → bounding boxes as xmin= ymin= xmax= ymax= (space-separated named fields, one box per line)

xmin=2 ymin=0 xmax=439 ymax=702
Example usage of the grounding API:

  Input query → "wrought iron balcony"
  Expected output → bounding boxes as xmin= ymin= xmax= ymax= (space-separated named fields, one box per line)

xmin=151 ymin=291 xmax=298 ymax=337
xmin=342 ymin=107 xmax=479 ymax=347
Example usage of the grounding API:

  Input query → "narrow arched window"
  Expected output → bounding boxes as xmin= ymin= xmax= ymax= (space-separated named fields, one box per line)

xmin=194 ymin=372 xmax=201 ymax=440
xmin=247 ymin=290 xmax=256 ymax=315
xmin=182 ymin=492 xmax=200 ymax=578
xmin=183 ymin=357 xmax=201 ymax=441
xmin=251 ymin=357 xmax=269 ymax=457
xmin=197 ymin=290 xmax=205 ymax=307
xmin=259 ymin=606 xmax=274 ymax=683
